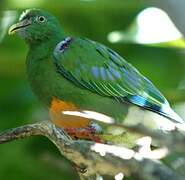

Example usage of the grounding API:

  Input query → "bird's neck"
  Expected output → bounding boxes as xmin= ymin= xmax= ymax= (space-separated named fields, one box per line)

xmin=28 ymin=30 xmax=65 ymax=50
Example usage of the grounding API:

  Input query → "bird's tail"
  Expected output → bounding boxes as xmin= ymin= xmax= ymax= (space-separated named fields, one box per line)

xmin=161 ymin=105 xmax=185 ymax=124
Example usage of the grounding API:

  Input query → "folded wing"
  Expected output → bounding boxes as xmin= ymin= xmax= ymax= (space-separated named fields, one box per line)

xmin=53 ymin=37 xmax=183 ymax=123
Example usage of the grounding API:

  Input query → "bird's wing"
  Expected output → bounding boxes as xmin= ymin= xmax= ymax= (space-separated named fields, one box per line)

xmin=53 ymin=37 xmax=183 ymax=123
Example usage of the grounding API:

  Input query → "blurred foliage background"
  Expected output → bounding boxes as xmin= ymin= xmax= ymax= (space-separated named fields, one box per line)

xmin=0 ymin=0 xmax=185 ymax=179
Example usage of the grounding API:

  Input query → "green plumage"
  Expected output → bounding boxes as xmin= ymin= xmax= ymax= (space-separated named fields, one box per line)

xmin=53 ymin=37 xmax=168 ymax=111
xmin=9 ymin=9 xmax=184 ymax=143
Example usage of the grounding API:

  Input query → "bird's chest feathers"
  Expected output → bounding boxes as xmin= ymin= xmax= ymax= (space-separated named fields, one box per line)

xmin=26 ymin=46 xmax=81 ymax=107
xmin=26 ymin=46 xmax=60 ymax=103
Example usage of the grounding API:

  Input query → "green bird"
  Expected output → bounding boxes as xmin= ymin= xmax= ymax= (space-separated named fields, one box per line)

xmin=9 ymin=9 xmax=184 ymax=144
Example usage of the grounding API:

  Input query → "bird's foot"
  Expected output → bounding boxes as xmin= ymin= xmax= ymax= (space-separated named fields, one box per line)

xmin=64 ymin=126 xmax=103 ymax=143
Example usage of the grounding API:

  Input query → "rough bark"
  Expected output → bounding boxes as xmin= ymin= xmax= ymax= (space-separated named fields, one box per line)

xmin=0 ymin=121 xmax=184 ymax=180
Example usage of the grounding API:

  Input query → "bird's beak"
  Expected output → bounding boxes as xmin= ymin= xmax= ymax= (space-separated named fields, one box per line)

xmin=8 ymin=19 xmax=31 ymax=35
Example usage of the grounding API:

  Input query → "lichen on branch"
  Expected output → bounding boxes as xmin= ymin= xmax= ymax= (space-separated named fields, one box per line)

xmin=0 ymin=121 xmax=184 ymax=180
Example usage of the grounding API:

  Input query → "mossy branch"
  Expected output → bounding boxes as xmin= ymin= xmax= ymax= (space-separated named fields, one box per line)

xmin=0 ymin=121 xmax=184 ymax=180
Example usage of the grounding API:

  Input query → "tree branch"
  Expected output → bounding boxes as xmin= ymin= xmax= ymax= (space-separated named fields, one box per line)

xmin=0 ymin=120 xmax=184 ymax=180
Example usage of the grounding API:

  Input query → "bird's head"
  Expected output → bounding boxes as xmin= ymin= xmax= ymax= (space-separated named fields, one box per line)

xmin=9 ymin=9 xmax=63 ymax=44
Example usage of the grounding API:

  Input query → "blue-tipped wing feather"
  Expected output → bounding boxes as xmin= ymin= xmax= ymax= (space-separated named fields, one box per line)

xmin=53 ymin=37 xmax=183 ymax=123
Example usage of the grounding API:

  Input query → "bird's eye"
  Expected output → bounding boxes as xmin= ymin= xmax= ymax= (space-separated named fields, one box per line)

xmin=37 ymin=16 xmax=46 ymax=23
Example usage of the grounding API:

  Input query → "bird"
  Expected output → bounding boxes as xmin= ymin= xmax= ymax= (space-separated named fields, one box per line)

xmin=9 ymin=9 xmax=184 ymax=145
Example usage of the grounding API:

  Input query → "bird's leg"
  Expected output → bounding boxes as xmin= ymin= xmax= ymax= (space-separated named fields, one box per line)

xmin=63 ymin=126 xmax=103 ymax=143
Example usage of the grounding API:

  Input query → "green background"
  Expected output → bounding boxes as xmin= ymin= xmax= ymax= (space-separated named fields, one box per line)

xmin=0 ymin=0 xmax=185 ymax=179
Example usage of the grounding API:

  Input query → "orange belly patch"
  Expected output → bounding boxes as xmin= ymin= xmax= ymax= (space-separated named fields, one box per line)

xmin=49 ymin=97 xmax=90 ymax=128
